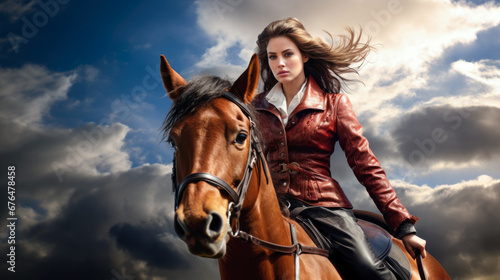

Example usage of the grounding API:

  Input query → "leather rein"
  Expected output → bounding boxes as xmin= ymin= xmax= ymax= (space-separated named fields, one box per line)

xmin=171 ymin=91 xmax=329 ymax=263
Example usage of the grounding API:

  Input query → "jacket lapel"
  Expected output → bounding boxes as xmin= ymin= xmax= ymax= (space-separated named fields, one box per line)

xmin=289 ymin=77 xmax=326 ymax=118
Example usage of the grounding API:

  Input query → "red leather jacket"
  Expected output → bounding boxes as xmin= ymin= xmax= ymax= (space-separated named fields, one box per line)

xmin=253 ymin=77 xmax=418 ymax=232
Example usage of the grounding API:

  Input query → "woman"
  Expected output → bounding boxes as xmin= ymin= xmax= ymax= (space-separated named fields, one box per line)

xmin=253 ymin=17 xmax=426 ymax=279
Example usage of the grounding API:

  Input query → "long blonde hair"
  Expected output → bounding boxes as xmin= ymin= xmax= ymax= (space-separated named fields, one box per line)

xmin=256 ymin=17 xmax=372 ymax=93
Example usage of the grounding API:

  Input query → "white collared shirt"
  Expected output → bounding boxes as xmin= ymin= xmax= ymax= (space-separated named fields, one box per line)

xmin=266 ymin=78 xmax=308 ymax=125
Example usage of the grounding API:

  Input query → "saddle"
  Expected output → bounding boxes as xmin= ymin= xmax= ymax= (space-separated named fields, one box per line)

xmin=290 ymin=207 xmax=412 ymax=280
xmin=358 ymin=219 xmax=412 ymax=280
xmin=358 ymin=219 xmax=392 ymax=260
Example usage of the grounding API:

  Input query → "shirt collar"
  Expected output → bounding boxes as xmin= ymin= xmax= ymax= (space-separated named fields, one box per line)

xmin=265 ymin=78 xmax=308 ymax=122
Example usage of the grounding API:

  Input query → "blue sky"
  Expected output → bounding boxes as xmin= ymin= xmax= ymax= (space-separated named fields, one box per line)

xmin=1 ymin=0 xmax=500 ymax=279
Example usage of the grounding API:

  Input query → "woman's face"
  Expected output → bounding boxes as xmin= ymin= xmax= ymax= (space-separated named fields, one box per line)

xmin=267 ymin=36 xmax=308 ymax=85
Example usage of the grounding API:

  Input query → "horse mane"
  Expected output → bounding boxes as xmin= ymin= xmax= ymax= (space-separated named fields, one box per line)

xmin=161 ymin=75 xmax=232 ymax=140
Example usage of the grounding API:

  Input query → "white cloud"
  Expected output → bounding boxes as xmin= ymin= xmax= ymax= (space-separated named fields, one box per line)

xmin=451 ymin=59 xmax=500 ymax=92
xmin=0 ymin=64 xmax=76 ymax=126
xmin=50 ymin=123 xmax=133 ymax=180
xmin=347 ymin=0 xmax=500 ymax=114
xmin=391 ymin=174 xmax=500 ymax=206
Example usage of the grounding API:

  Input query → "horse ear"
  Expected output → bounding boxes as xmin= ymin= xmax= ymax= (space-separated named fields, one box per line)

xmin=230 ymin=53 xmax=260 ymax=104
xmin=160 ymin=55 xmax=188 ymax=101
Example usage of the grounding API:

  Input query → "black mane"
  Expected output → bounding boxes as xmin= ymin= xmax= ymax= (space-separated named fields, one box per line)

xmin=161 ymin=75 xmax=232 ymax=140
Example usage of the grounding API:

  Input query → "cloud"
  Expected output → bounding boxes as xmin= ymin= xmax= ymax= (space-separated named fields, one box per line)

xmin=0 ymin=64 xmax=76 ymax=126
xmin=337 ymin=171 xmax=500 ymax=279
xmin=0 ymin=64 xmax=220 ymax=279
xmin=76 ymin=64 xmax=100 ymax=83
xmin=349 ymin=59 xmax=500 ymax=180
xmin=391 ymin=176 xmax=500 ymax=279
xmin=347 ymin=1 xmax=500 ymax=118
xmin=0 ymin=160 xmax=214 ymax=280
xmin=451 ymin=59 xmax=500 ymax=91
xmin=392 ymin=104 xmax=500 ymax=169
xmin=109 ymin=222 xmax=190 ymax=269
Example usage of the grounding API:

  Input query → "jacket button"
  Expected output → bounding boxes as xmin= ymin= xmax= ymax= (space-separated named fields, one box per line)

xmin=280 ymin=152 xmax=285 ymax=157
xmin=283 ymin=182 xmax=287 ymax=187
xmin=281 ymin=142 xmax=285 ymax=146
xmin=279 ymin=131 xmax=283 ymax=135
xmin=291 ymin=121 xmax=296 ymax=125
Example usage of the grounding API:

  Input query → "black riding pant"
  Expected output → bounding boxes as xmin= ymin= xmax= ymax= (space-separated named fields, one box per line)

xmin=288 ymin=199 xmax=393 ymax=280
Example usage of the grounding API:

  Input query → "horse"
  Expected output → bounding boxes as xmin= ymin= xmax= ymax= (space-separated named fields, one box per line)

xmin=160 ymin=53 xmax=450 ymax=280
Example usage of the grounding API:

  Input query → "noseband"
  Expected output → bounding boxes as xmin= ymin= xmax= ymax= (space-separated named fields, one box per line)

xmin=171 ymin=91 xmax=269 ymax=230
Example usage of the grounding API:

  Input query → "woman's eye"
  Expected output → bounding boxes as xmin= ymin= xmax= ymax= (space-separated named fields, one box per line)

xmin=285 ymin=52 xmax=293 ymax=57
xmin=268 ymin=55 xmax=276 ymax=60
xmin=235 ymin=133 xmax=248 ymax=145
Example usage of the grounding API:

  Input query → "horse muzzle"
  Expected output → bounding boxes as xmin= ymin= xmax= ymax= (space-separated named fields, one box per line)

xmin=174 ymin=207 xmax=230 ymax=258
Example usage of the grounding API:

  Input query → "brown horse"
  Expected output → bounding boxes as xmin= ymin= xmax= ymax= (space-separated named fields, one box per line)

xmin=160 ymin=53 xmax=450 ymax=280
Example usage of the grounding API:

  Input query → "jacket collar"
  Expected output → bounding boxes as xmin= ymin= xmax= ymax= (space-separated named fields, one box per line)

xmin=290 ymin=76 xmax=325 ymax=115
xmin=255 ymin=76 xmax=326 ymax=117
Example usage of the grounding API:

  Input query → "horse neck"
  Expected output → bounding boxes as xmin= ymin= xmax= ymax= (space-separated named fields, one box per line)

xmin=219 ymin=163 xmax=292 ymax=279
xmin=241 ymin=162 xmax=289 ymax=243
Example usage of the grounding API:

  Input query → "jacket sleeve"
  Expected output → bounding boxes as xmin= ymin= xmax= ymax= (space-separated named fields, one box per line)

xmin=335 ymin=94 xmax=419 ymax=232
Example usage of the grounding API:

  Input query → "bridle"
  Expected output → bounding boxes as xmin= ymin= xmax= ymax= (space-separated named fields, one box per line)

xmin=171 ymin=91 xmax=269 ymax=234
xmin=170 ymin=91 xmax=329 ymax=279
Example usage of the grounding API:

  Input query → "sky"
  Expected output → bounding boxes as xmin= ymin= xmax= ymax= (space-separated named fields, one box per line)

xmin=0 ymin=0 xmax=500 ymax=279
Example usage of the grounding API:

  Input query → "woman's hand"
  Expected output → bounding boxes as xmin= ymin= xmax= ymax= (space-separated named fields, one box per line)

xmin=401 ymin=233 xmax=427 ymax=259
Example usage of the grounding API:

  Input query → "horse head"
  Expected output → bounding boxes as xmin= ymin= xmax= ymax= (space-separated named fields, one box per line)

xmin=161 ymin=54 xmax=260 ymax=258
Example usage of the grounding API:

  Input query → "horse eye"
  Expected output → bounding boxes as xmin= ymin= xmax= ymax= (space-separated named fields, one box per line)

xmin=167 ymin=137 xmax=176 ymax=148
xmin=235 ymin=133 xmax=248 ymax=145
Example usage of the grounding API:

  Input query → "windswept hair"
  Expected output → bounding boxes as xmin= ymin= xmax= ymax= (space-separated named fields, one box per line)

xmin=256 ymin=17 xmax=372 ymax=93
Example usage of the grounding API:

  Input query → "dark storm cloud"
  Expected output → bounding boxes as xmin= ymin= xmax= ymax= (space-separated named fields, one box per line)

xmin=393 ymin=105 xmax=500 ymax=167
xmin=0 ymin=149 xmax=212 ymax=280
xmin=0 ymin=157 xmax=188 ymax=279
xmin=394 ymin=179 xmax=500 ymax=279
xmin=109 ymin=222 xmax=190 ymax=269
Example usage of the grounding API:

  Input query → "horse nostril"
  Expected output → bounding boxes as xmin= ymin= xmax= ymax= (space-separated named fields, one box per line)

xmin=204 ymin=211 xmax=224 ymax=240
xmin=174 ymin=215 xmax=187 ymax=239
